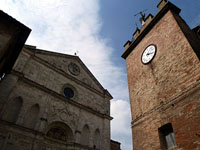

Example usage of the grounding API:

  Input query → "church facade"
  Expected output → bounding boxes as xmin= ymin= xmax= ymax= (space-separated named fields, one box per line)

xmin=122 ymin=0 xmax=200 ymax=150
xmin=0 ymin=45 xmax=113 ymax=150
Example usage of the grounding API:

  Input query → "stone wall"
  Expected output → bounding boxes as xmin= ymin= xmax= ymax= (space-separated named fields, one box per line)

xmin=0 ymin=47 xmax=112 ymax=150
xmin=13 ymin=48 xmax=110 ymax=115
xmin=110 ymin=140 xmax=121 ymax=150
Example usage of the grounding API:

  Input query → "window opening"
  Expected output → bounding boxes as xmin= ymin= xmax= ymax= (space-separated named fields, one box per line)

xmin=158 ymin=123 xmax=177 ymax=150
xmin=64 ymin=87 xmax=74 ymax=99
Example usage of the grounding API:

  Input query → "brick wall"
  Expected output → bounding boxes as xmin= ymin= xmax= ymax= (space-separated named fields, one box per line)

xmin=125 ymin=9 xmax=200 ymax=150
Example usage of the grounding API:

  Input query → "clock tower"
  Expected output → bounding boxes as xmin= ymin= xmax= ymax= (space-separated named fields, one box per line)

xmin=122 ymin=0 xmax=200 ymax=150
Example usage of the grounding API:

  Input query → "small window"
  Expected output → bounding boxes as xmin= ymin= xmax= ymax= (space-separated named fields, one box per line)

xmin=158 ymin=123 xmax=177 ymax=150
xmin=64 ymin=87 xmax=74 ymax=99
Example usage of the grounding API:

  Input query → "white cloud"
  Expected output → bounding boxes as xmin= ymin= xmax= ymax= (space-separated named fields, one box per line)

xmin=0 ymin=0 xmax=129 ymax=99
xmin=0 ymin=0 xmax=131 ymax=149
xmin=111 ymin=100 xmax=132 ymax=150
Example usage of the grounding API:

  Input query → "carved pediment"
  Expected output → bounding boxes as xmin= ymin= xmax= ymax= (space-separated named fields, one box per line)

xmin=24 ymin=46 xmax=108 ymax=94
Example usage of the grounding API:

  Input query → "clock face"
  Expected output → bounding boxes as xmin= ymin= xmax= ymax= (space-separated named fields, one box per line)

xmin=141 ymin=44 xmax=157 ymax=64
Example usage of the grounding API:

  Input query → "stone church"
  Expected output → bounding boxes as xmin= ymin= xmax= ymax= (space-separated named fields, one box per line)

xmin=122 ymin=0 xmax=200 ymax=150
xmin=0 ymin=44 xmax=113 ymax=150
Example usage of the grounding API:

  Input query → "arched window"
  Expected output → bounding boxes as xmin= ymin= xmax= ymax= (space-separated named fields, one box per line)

xmin=81 ymin=125 xmax=90 ymax=146
xmin=47 ymin=128 xmax=67 ymax=141
xmin=46 ymin=122 xmax=74 ymax=142
xmin=93 ymin=129 xmax=100 ymax=149
xmin=24 ymin=104 xmax=40 ymax=129
xmin=2 ymin=97 xmax=23 ymax=123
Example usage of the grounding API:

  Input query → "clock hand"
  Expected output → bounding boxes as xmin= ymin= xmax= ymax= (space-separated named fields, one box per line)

xmin=147 ymin=52 xmax=154 ymax=56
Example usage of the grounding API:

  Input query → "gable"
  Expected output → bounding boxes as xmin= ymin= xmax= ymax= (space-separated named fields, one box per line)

xmin=24 ymin=46 xmax=106 ymax=94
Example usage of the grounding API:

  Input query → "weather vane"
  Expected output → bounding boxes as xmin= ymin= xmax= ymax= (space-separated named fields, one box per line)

xmin=134 ymin=9 xmax=148 ymax=26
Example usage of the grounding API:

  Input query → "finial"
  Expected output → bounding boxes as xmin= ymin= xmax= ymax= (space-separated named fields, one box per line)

xmin=74 ymin=50 xmax=79 ymax=56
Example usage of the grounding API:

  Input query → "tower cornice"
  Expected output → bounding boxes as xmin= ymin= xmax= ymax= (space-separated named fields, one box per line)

xmin=122 ymin=1 xmax=181 ymax=59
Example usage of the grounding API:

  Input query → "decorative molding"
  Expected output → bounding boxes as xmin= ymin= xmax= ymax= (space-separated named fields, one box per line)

xmin=22 ymin=49 xmax=112 ymax=100
xmin=23 ymin=46 xmax=113 ymax=99
xmin=11 ymin=70 xmax=113 ymax=120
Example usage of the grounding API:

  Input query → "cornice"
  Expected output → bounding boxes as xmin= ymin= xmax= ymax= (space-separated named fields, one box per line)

xmin=0 ymin=119 xmax=44 ymax=135
xmin=23 ymin=47 xmax=113 ymax=100
xmin=122 ymin=1 xmax=181 ymax=59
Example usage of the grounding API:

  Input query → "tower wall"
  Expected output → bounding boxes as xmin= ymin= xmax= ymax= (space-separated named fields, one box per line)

xmin=124 ymin=6 xmax=200 ymax=150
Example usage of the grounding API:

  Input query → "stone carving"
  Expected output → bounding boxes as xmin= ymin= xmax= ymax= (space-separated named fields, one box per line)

xmin=68 ymin=62 xmax=80 ymax=76
xmin=47 ymin=128 xmax=67 ymax=141
xmin=82 ymin=78 xmax=92 ymax=87
xmin=51 ymin=102 xmax=78 ymax=127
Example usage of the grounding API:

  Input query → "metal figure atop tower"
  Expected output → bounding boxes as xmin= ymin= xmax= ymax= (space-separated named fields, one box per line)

xmin=134 ymin=9 xmax=148 ymax=25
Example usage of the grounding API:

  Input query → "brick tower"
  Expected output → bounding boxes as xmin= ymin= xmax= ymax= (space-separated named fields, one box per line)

xmin=122 ymin=0 xmax=200 ymax=150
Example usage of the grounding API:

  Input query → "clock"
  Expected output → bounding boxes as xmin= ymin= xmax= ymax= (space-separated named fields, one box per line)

xmin=68 ymin=62 xmax=80 ymax=76
xmin=141 ymin=44 xmax=157 ymax=64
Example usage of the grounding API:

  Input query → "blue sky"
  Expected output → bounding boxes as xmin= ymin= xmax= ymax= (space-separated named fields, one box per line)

xmin=99 ymin=0 xmax=200 ymax=149
xmin=1 ymin=0 xmax=200 ymax=150
xmin=99 ymin=0 xmax=200 ymax=70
